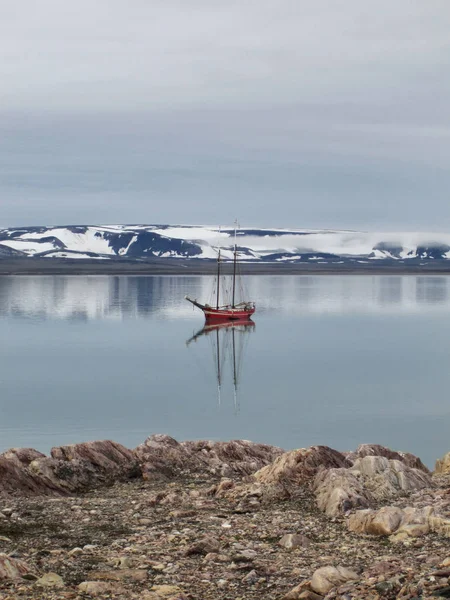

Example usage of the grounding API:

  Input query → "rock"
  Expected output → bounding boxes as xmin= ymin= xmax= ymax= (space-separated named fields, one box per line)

xmin=68 ymin=547 xmax=83 ymax=556
xmin=375 ymin=580 xmax=399 ymax=595
xmin=0 ymin=455 xmax=64 ymax=496
xmin=351 ymin=456 xmax=432 ymax=501
xmin=348 ymin=444 xmax=430 ymax=472
xmin=151 ymin=584 xmax=183 ymax=597
xmin=116 ymin=556 xmax=134 ymax=569
xmin=310 ymin=566 xmax=358 ymax=595
xmin=388 ymin=530 xmax=411 ymax=544
xmin=0 ymin=553 xmax=35 ymax=580
xmin=214 ymin=478 xmax=235 ymax=497
xmin=0 ymin=440 xmax=140 ymax=497
xmin=348 ymin=505 xmax=437 ymax=537
xmin=281 ymin=581 xmax=311 ymax=599
xmin=315 ymin=454 xmax=434 ymax=518
xmin=35 ymin=572 xmax=64 ymax=588
xmin=279 ymin=533 xmax=311 ymax=549
xmin=396 ymin=522 xmax=430 ymax=538
xmin=435 ymin=451 xmax=450 ymax=474
xmin=149 ymin=562 xmax=166 ymax=571
xmin=313 ymin=468 xmax=370 ymax=516
xmin=78 ymin=581 xmax=119 ymax=595
xmin=51 ymin=439 xmax=140 ymax=485
xmin=184 ymin=438 xmax=284 ymax=477
xmin=243 ymin=569 xmax=258 ymax=584
xmin=27 ymin=457 xmax=99 ymax=494
xmin=1 ymin=447 xmax=46 ymax=467
xmin=218 ymin=446 xmax=357 ymax=509
xmin=253 ymin=446 xmax=350 ymax=486
xmin=204 ymin=553 xmax=230 ymax=563
xmin=135 ymin=434 xmax=283 ymax=480
xmin=363 ymin=560 xmax=401 ymax=578
xmin=429 ymin=515 xmax=450 ymax=537
xmin=348 ymin=507 xmax=404 ymax=536
xmin=185 ymin=535 xmax=220 ymax=556
xmin=90 ymin=569 xmax=148 ymax=581
xmin=83 ymin=544 xmax=98 ymax=551
xmin=238 ymin=548 xmax=258 ymax=559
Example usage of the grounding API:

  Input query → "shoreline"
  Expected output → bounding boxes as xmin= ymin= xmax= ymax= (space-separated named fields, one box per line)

xmin=2 ymin=257 xmax=450 ymax=276
xmin=0 ymin=435 xmax=449 ymax=599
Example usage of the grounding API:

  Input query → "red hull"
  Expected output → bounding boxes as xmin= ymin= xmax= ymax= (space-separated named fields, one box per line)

xmin=203 ymin=306 xmax=255 ymax=321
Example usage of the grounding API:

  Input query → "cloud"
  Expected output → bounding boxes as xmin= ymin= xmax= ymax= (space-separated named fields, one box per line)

xmin=0 ymin=1 xmax=450 ymax=228
xmin=1 ymin=0 xmax=449 ymax=111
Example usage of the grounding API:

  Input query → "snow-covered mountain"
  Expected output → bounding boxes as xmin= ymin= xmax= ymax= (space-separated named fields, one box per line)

xmin=1 ymin=224 xmax=450 ymax=264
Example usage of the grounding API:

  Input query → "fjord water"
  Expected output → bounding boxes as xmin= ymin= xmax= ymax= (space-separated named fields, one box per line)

xmin=0 ymin=275 xmax=449 ymax=467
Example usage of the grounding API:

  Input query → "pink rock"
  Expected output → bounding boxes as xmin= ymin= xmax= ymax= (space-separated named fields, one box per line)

xmin=135 ymin=434 xmax=283 ymax=480
xmin=1 ymin=448 xmax=46 ymax=467
xmin=0 ymin=440 xmax=139 ymax=497
xmin=0 ymin=553 xmax=35 ymax=580
xmin=0 ymin=455 xmax=55 ymax=496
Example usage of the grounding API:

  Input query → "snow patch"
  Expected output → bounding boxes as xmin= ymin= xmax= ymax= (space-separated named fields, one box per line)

xmin=0 ymin=240 xmax=57 ymax=254
xmin=22 ymin=227 xmax=116 ymax=255
xmin=44 ymin=252 xmax=109 ymax=260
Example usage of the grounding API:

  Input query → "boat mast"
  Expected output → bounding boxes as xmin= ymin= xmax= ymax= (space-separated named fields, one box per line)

xmin=232 ymin=221 xmax=237 ymax=308
xmin=216 ymin=249 xmax=221 ymax=309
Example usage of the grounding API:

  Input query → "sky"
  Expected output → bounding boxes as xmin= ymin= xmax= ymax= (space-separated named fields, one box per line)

xmin=1 ymin=0 xmax=450 ymax=230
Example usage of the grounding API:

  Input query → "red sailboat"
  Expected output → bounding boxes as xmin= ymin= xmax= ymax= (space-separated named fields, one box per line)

xmin=185 ymin=225 xmax=255 ymax=321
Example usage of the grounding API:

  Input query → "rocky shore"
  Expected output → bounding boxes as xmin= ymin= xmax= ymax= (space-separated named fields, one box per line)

xmin=0 ymin=435 xmax=449 ymax=599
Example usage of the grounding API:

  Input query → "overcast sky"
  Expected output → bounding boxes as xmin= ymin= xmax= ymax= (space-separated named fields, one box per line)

xmin=1 ymin=0 xmax=450 ymax=230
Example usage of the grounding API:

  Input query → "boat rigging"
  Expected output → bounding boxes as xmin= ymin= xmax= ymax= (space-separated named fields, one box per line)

xmin=186 ymin=320 xmax=255 ymax=411
xmin=185 ymin=223 xmax=256 ymax=321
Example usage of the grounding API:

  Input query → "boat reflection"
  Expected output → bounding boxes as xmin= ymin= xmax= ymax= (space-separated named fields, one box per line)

xmin=186 ymin=319 xmax=255 ymax=411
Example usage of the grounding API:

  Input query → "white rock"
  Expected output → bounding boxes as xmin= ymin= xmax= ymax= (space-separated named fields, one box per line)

xmin=435 ymin=451 xmax=450 ymax=474
xmin=35 ymin=572 xmax=64 ymax=588
xmin=78 ymin=581 xmax=115 ymax=596
xmin=310 ymin=565 xmax=358 ymax=594
xmin=279 ymin=533 xmax=311 ymax=549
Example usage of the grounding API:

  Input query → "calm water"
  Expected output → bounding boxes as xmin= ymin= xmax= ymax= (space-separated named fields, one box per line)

xmin=0 ymin=274 xmax=449 ymax=468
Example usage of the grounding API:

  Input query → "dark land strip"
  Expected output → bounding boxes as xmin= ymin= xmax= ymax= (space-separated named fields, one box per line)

xmin=2 ymin=258 xmax=450 ymax=276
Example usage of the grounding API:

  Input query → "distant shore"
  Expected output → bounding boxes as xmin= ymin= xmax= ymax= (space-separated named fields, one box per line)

xmin=2 ymin=257 xmax=450 ymax=275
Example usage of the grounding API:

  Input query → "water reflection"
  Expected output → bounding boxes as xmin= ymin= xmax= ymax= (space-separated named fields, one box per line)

xmin=377 ymin=277 xmax=402 ymax=305
xmin=186 ymin=320 xmax=255 ymax=412
xmin=0 ymin=274 xmax=449 ymax=467
xmin=416 ymin=277 xmax=449 ymax=304
xmin=0 ymin=275 xmax=450 ymax=320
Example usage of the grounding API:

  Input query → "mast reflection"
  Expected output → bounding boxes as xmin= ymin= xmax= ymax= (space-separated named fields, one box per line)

xmin=186 ymin=320 xmax=255 ymax=411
